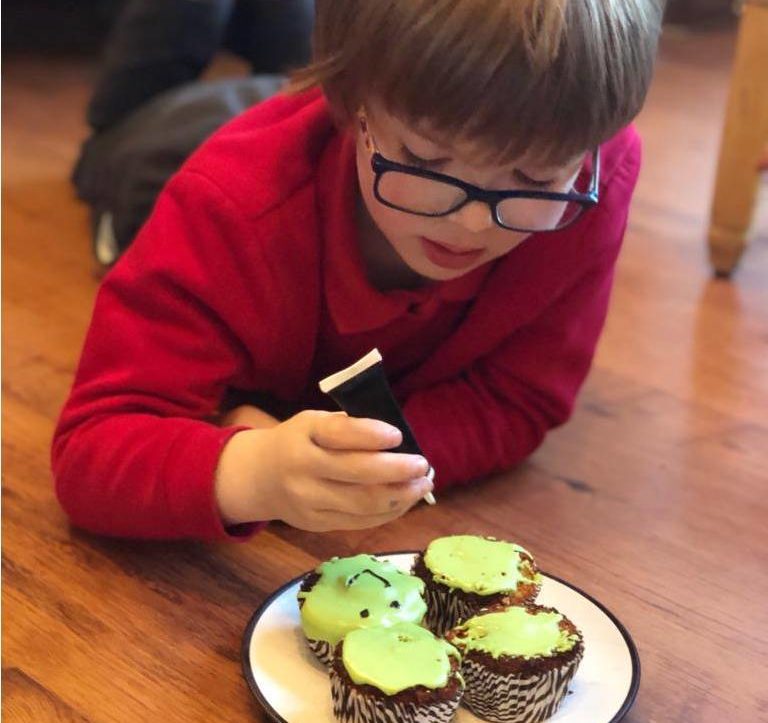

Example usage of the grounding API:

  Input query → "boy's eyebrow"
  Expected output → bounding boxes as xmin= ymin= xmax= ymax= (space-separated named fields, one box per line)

xmin=400 ymin=126 xmax=451 ymax=153
xmin=517 ymin=153 xmax=585 ymax=177
xmin=402 ymin=124 xmax=586 ymax=177
xmin=399 ymin=142 xmax=452 ymax=165
xmin=404 ymin=141 xmax=564 ymax=181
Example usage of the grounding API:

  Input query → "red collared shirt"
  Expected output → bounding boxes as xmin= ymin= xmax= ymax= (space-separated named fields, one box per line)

xmin=52 ymin=89 xmax=641 ymax=540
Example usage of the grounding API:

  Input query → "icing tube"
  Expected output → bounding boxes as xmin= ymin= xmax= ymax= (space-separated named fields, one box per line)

xmin=318 ymin=349 xmax=436 ymax=505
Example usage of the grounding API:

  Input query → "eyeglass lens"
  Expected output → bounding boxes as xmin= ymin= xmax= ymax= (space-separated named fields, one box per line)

xmin=376 ymin=159 xmax=592 ymax=231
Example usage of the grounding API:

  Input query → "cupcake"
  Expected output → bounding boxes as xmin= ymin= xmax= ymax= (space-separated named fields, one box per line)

xmin=413 ymin=535 xmax=542 ymax=634
xmin=329 ymin=622 xmax=464 ymax=723
xmin=447 ymin=604 xmax=584 ymax=723
xmin=297 ymin=554 xmax=427 ymax=665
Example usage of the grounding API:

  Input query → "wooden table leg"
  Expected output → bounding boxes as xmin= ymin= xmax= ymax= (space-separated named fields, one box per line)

xmin=707 ymin=1 xmax=768 ymax=277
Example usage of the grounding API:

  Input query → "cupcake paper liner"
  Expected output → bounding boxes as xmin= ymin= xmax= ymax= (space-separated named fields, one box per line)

xmin=460 ymin=649 xmax=583 ymax=723
xmin=423 ymin=582 xmax=483 ymax=636
xmin=306 ymin=637 xmax=335 ymax=666
xmin=329 ymin=667 xmax=463 ymax=723
xmin=423 ymin=580 xmax=541 ymax=636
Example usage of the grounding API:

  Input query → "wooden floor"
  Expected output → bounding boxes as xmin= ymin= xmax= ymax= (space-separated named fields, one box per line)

xmin=4 ymin=25 xmax=768 ymax=723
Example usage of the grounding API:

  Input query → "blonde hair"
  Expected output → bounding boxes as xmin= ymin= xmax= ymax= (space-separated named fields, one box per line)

xmin=290 ymin=0 xmax=663 ymax=166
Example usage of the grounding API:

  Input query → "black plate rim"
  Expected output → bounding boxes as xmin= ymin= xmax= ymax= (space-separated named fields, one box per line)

xmin=241 ymin=549 xmax=641 ymax=723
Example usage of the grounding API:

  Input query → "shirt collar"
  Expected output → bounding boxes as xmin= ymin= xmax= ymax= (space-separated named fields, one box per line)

xmin=318 ymin=131 xmax=492 ymax=335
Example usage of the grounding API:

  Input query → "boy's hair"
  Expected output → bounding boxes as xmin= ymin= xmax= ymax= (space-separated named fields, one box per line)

xmin=290 ymin=0 xmax=663 ymax=166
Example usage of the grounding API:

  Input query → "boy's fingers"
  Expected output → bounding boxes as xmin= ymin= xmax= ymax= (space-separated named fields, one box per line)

xmin=304 ymin=513 xmax=394 ymax=532
xmin=321 ymin=478 xmax=432 ymax=517
xmin=318 ymin=450 xmax=429 ymax=484
xmin=311 ymin=506 xmax=412 ymax=532
xmin=310 ymin=414 xmax=403 ymax=451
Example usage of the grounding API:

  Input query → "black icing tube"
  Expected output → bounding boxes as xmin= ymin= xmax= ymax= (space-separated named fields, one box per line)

xmin=318 ymin=348 xmax=436 ymax=505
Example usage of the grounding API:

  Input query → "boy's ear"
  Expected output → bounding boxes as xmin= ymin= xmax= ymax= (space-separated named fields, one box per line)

xmin=357 ymin=111 xmax=373 ymax=152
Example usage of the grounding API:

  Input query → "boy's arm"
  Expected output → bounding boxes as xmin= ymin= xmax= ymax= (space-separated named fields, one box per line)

xmin=53 ymin=169 xmax=430 ymax=540
xmin=51 ymin=171 xmax=306 ymax=541
xmin=403 ymin=217 xmax=627 ymax=489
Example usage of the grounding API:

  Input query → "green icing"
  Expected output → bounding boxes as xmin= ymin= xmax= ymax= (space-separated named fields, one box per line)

xmin=342 ymin=622 xmax=462 ymax=695
xmin=453 ymin=607 xmax=579 ymax=659
xmin=297 ymin=555 xmax=426 ymax=645
xmin=424 ymin=535 xmax=541 ymax=595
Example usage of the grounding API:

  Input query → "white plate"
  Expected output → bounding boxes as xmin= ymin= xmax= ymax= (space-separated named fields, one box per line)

xmin=241 ymin=552 xmax=639 ymax=722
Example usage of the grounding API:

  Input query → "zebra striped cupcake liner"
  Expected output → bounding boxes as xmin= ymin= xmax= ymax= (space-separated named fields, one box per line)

xmin=422 ymin=579 xmax=542 ymax=637
xmin=329 ymin=665 xmax=463 ymax=723
xmin=460 ymin=648 xmax=584 ymax=723
xmin=306 ymin=637 xmax=335 ymax=666
xmin=423 ymin=581 xmax=483 ymax=636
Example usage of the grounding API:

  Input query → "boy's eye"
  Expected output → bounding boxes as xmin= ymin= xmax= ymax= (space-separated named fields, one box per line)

xmin=513 ymin=169 xmax=555 ymax=189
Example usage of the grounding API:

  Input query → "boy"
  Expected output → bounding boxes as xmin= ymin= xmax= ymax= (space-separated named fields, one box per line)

xmin=52 ymin=0 xmax=663 ymax=539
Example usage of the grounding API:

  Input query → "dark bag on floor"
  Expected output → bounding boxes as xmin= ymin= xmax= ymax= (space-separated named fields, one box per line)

xmin=72 ymin=74 xmax=284 ymax=264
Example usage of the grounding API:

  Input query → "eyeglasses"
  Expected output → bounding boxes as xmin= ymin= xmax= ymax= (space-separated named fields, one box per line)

xmin=359 ymin=114 xmax=600 ymax=233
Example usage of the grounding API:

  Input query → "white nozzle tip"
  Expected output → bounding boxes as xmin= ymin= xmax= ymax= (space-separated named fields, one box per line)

xmin=318 ymin=348 xmax=382 ymax=394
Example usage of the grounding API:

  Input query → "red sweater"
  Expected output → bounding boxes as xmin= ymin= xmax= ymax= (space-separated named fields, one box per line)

xmin=52 ymin=89 xmax=641 ymax=541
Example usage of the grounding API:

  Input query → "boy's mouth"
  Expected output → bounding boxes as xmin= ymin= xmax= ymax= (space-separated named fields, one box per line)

xmin=419 ymin=237 xmax=484 ymax=270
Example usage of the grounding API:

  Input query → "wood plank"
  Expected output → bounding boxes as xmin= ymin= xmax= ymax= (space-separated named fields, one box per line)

xmin=3 ymin=668 xmax=93 ymax=723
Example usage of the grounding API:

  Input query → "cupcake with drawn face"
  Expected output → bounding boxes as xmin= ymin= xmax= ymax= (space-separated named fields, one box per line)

xmin=297 ymin=554 xmax=427 ymax=665
xmin=413 ymin=535 xmax=542 ymax=635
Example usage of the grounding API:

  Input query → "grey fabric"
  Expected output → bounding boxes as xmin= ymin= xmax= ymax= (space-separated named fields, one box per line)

xmin=72 ymin=0 xmax=314 ymax=262
xmin=73 ymin=75 xmax=285 ymax=257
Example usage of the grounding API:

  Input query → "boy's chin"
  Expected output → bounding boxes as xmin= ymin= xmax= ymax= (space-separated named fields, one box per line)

xmin=421 ymin=267 xmax=471 ymax=282
xmin=406 ymin=257 xmax=481 ymax=282
xmin=386 ymin=241 xmax=486 ymax=284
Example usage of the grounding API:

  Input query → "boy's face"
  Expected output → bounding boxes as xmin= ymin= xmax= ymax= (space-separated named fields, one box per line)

xmin=355 ymin=105 xmax=583 ymax=282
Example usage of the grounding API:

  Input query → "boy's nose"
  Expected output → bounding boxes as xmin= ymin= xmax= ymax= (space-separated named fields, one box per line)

xmin=448 ymin=201 xmax=494 ymax=233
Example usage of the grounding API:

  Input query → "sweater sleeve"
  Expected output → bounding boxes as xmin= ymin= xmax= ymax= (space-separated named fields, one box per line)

xmin=51 ymin=172 xmax=275 ymax=541
xmin=404 ymin=204 xmax=632 ymax=489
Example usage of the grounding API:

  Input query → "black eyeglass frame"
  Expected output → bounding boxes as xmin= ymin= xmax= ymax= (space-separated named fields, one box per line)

xmin=369 ymin=147 xmax=601 ymax=233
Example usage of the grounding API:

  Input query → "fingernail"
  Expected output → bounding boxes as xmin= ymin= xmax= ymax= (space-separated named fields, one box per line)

xmin=381 ymin=423 xmax=402 ymax=441
xmin=412 ymin=477 xmax=436 ymax=505
xmin=411 ymin=475 xmax=433 ymax=492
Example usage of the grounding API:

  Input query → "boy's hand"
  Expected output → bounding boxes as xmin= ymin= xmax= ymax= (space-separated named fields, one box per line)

xmin=215 ymin=410 xmax=433 ymax=532
xmin=219 ymin=404 xmax=280 ymax=430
